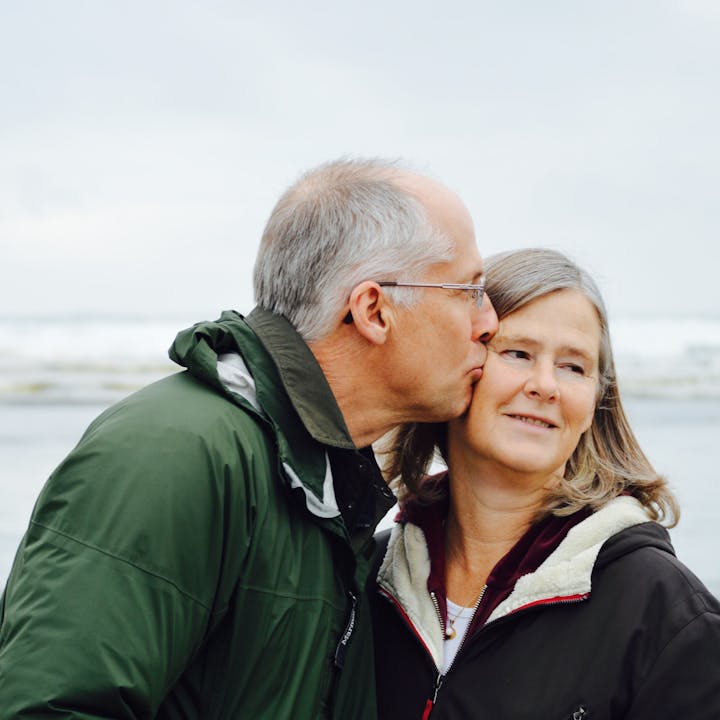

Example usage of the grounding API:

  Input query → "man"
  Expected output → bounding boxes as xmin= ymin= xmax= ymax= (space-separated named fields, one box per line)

xmin=0 ymin=159 xmax=498 ymax=718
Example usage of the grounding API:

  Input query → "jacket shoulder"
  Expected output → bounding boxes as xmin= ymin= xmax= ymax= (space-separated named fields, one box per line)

xmin=594 ymin=523 xmax=720 ymax=656
xmin=28 ymin=370 xmax=276 ymax=606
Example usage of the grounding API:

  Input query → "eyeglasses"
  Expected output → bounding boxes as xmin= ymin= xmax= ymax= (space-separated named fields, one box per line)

xmin=377 ymin=278 xmax=487 ymax=308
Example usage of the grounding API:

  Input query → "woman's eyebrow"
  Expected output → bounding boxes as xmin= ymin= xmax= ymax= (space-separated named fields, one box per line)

xmin=495 ymin=335 xmax=596 ymax=362
xmin=493 ymin=334 xmax=540 ymax=347
xmin=554 ymin=343 xmax=597 ymax=362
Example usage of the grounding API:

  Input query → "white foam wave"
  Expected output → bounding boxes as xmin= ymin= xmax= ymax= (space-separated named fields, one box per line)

xmin=2 ymin=315 xmax=720 ymax=402
xmin=612 ymin=317 xmax=720 ymax=398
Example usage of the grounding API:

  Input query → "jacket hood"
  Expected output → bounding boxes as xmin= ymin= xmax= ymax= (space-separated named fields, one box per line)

xmin=484 ymin=497 xmax=658 ymax=624
xmin=593 ymin=517 xmax=674 ymax=569
xmin=169 ymin=309 xmax=349 ymax=523
xmin=169 ymin=310 xmax=249 ymax=400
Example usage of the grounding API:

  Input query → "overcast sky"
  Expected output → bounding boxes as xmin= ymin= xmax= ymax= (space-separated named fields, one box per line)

xmin=2 ymin=0 xmax=719 ymax=323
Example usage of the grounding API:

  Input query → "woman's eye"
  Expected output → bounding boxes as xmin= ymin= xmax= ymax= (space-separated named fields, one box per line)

xmin=502 ymin=349 xmax=531 ymax=361
xmin=559 ymin=363 xmax=585 ymax=375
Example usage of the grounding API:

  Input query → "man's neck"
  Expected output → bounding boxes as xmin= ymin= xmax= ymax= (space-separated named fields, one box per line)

xmin=308 ymin=336 xmax=401 ymax=448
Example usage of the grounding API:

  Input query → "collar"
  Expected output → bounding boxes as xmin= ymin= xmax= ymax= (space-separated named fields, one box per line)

xmin=245 ymin=308 xmax=395 ymax=549
xmin=398 ymin=472 xmax=592 ymax=628
xmin=246 ymin=307 xmax=355 ymax=450
xmin=377 ymin=494 xmax=651 ymax=669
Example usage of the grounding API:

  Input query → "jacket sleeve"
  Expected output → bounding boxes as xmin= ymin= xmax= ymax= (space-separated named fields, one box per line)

xmin=0 ymin=392 xmax=251 ymax=718
xmin=0 ymin=524 xmax=209 ymax=718
xmin=626 ymin=593 xmax=720 ymax=720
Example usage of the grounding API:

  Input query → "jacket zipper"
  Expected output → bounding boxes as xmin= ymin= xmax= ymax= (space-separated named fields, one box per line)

xmin=430 ymin=592 xmax=444 ymax=636
xmin=333 ymin=590 xmax=358 ymax=669
xmin=383 ymin=584 xmax=588 ymax=717
xmin=422 ymin=674 xmax=444 ymax=720
xmin=507 ymin=592 xmax=588 ymax=615
xmin=326 ymin=590 xmax=358 ymax=712
xmin=423 ymin=587 xmax=486 ymax=716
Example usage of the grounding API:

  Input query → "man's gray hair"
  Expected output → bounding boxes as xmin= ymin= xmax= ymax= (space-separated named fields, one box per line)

xmin=253 ymin=158 xmax=455 ymax=341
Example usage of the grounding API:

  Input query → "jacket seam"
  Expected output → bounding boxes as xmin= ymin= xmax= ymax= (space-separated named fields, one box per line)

xmin=236 ymin=582 xmax=348 ymax=608
xmin=634 ymin=604 xmax=719 ymax=697
xmin=30 ymin=520 xmax=212 ymax=611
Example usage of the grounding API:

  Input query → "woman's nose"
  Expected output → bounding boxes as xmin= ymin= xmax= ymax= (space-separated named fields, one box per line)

xmin=524 ymin=359 xmax=559 ymax=401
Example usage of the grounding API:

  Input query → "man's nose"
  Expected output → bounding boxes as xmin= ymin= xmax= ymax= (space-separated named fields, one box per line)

xmin=473 ymin=294 xmax=499 ymax=343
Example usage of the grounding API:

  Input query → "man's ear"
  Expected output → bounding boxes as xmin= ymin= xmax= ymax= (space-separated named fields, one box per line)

xmin=344 ymin=281 xmax=393 ymax=345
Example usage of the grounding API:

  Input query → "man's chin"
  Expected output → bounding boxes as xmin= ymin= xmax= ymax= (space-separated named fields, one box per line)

xmin=435 ymin=389 xmax=475 ymax=423
xmin=409 ymin=382 xmax=477 ymax=424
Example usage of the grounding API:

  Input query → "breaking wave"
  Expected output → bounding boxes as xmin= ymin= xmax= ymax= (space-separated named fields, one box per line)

xmin=2 ymin=314 xmax=720 ymax=403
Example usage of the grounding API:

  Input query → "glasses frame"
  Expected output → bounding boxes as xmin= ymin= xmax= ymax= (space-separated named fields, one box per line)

xmin=377 ymin=278 xmax=487 ymax=308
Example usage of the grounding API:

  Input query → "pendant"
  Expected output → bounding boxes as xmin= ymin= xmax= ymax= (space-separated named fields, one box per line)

xmin=445 ymin=626 xmax=456 ymax=640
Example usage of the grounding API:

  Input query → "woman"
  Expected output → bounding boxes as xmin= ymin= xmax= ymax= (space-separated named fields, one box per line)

xmin=369 ymin=248 xmax=720 ymax=719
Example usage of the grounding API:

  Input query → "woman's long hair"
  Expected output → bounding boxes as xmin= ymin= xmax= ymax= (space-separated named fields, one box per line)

xmin=383 ymin=248 xmax=679 ymax=526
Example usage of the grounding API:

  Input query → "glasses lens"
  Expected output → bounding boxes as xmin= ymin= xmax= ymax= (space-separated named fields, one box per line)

xmin=477 ymin=279 xmax=487 ymax=307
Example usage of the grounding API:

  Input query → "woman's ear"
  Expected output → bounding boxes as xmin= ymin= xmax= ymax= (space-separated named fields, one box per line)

xmin=344 ymin=281 xmax=392 ymax=345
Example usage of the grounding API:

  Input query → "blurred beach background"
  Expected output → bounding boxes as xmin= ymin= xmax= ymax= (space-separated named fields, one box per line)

xmin=1 ymin=315 xmax=719 ymax=595
xmin=2 ymin=1 xmax=719 ymax=594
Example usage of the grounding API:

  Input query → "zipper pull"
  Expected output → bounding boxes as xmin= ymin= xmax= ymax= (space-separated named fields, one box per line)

xmin=421 ymin=672 xmax=444 ymax=719
xmin=572 ymin=706 xmax=588 ymax=720
xmin=421 ymin=699 xmax=433 ymax=720
xmin=333 ymin=591 xmax=358 ymax=669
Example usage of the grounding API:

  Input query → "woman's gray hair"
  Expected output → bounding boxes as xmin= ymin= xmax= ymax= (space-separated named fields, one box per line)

xmin=253 ymin=158 xmax=455 ymax=341
xmin=385 ymin=247 xmax=679 ymax=526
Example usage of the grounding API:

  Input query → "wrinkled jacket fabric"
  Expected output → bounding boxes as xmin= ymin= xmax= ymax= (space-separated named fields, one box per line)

xmin=0 ymin=308 xmax=394 ymax=719
xmin=369 ymin=496 xmax=720 ymax=719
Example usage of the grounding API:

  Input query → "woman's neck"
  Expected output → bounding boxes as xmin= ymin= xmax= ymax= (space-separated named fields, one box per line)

xmin=444 ymin=465 xmax=549 ymax=605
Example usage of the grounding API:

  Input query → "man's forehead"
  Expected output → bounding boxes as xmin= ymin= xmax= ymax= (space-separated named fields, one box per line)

xmin=396 ymin=172 xmax=469 ymax=221
xmin=452 ymin=233 xmax=484 ymax=275
xmin=427 ymin=246 xmax=484 ymax=283
xmin=396 ymin=170 xmax=480 ymax=275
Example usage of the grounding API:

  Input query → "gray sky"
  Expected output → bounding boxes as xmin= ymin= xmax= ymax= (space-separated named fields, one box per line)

xmin=2 ymin=0 xmax=719 ymax=322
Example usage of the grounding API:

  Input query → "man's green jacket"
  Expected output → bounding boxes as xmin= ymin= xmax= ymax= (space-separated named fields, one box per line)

xmin=0 ymin=308 xmax=395 ymax=718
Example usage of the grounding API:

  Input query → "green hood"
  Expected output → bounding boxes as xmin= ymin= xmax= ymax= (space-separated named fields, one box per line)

xmin=170 ymin=308 xmax=353 ymax=526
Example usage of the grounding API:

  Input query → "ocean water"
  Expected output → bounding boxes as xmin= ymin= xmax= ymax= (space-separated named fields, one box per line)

xmin=1 ymin=315 xmax=719 ymax=594
xmin=2 ymin=314 xmax=720 ymax=404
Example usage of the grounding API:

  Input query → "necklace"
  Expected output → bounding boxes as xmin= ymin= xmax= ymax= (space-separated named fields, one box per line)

xmin=445 ymin=588 xmax=485 ymax=640
xmin=444 ymin=604 xmax=464 ymax=640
